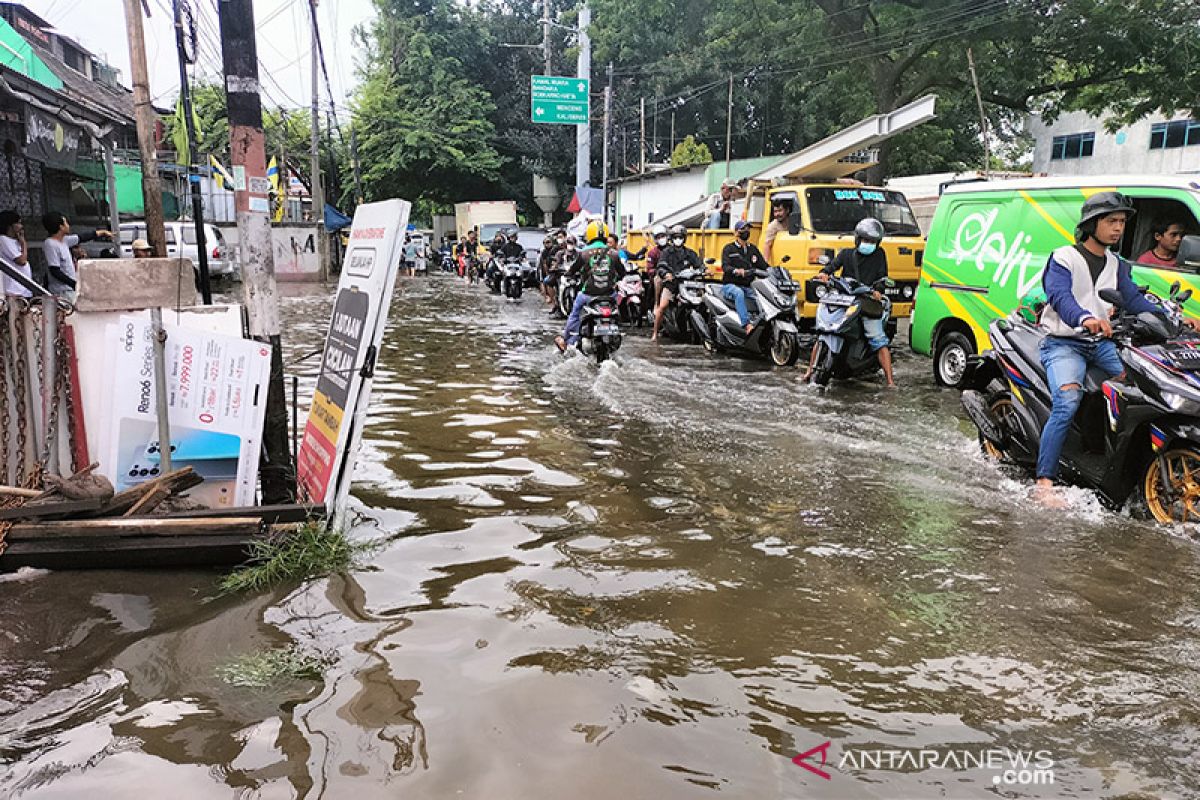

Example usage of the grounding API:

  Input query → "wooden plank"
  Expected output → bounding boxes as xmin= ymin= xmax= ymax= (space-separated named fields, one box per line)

xmin=0 ymin=498 xmax=104 ymax=520
xmin=158 ymin=503 xmax=327 ymax=525
xmin=93 ymin=467 xmax=203 ymax=517
xmin=0 ymin=534 xmax=258 ymax=571
xmin=0 ymin=486 xmax=41 ymax=498
xmin=7 ymin=516 xmax=263 ymax=541
xmin=123 ymin=486 xmax=170 ymax=517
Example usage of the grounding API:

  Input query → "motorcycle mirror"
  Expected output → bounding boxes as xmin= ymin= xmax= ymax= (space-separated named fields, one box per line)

xmin=705 ymin=258 xmax=716 ymax=265
xmin=781 ymin=255 xmax=792 ymax=264
xmin=1171 ymin=280 xmax=1181 ymax=299
xmin=1099 ymin=288 xmax=1124 ymax=306
xmin=1178 ymin=288 xmax=1193 ymax=304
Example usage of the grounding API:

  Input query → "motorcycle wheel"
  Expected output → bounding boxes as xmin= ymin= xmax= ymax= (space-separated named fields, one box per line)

xmin=980 ymin=395 xmax=1018 ymax=460
xmin=770 ymin=330 xmax=799 ymax=367
xmin=1141 ymin=446 xmax=1200 ymax=524
xmin=812 ymin=342 xmax=833 ymax=387
xmin=701 ymin=327 xmax=717 ymax=353
xmin=594 ymin=340 xmax=609 ymax=364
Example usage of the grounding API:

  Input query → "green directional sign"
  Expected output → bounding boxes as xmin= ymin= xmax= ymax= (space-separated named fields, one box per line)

xmin=531 ymin=75 xmax=590 ymax=125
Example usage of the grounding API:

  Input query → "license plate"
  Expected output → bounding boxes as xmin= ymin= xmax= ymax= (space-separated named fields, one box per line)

xmin=594 ymin=324 xmax=618 ymax=336
xmin=822 ymin=293 xmax=855 ymax=305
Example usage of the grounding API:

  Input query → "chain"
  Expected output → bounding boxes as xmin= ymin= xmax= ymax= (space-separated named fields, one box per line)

xmin=10 ymin=301 xmax=29 ymax=487
xmin=56 ymin=303 xmax=78 ymax=473
xmin=0 ymin=301 xmax=10 ymax=486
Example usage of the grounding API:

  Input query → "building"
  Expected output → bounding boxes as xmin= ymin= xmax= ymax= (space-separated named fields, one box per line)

xmin=1030 ymin=110 xmax=1200 ymax=177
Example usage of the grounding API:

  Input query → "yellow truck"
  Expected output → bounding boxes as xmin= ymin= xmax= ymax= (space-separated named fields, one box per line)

xmin=631 ymin=180 xmax=925 ymax=333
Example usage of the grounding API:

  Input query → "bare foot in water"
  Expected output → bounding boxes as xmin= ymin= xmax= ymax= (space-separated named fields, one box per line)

xmin=1032 ymin=480 xmax=1068 ymax=509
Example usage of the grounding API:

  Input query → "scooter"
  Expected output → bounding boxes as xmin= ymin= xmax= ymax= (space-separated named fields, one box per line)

xmin=699 ymin=257 xmax=801 ymax=366
xmin=501 ymin=257 xmax=525 ymax=299
xmin=521 ymin=260 xmax=540 ymax=289
xmin=658 ymin=266 xmax=708 ymax=343
xmin=484 ymin=258 xmax=503 ymax=294
xmin=616 ymin=268 xmax=646 ymax=326
xmin=558 ymin=271 xmax=580 ymax=318
xmin=577 ymin=295 xmax=623 ymax=364
xmin=809 ymin=275 xmax=893 ymax=386
xmin=960 ymin=282 xmax=1200 ymax=523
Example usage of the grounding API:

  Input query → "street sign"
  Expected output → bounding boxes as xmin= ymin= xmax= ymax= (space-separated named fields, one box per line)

xmin=531 ymin=75 xmax=590 ymax=125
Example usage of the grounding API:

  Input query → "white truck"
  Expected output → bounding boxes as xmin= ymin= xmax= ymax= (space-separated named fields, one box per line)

xmin=455 ymin=201 xmax=518 ymax=245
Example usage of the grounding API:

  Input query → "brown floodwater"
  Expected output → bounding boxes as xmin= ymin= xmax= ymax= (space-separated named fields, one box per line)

xmin=3 ymin=275 xmax=1200 ymax=799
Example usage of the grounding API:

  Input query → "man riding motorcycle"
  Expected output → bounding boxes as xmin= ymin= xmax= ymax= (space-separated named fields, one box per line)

xmin=484 ymin=227 xmax=525 ymax=290
xmin=1032 ymin=192 xmax=1199 ymax=500
xmin=651 ymin=224 xmax=703 ymax=342
xmin=646 ymin=224 xmax=669 ymax=306
xmin=555 ymin=221 xmax=624 ymax=352
xmin=721 ymin=219 xmax=766 ymax=335
xmin=538 ymin=230 xmax=562 ymax=306
xmin=456 ymin=229 xmax=479 ymax=279
xmin=802 ymin=217 xmax=896 ymax=387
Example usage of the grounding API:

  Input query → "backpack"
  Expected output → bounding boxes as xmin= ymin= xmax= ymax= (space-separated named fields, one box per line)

xmin=586 ymin=250 xmax=615 ymax=293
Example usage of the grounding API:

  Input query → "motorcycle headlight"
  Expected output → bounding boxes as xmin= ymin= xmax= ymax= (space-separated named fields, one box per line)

xmin=1163 ymin=390 xmax=1188 ymax=411
xmin=902 ymin=285 xmax=914 ymax=299
xmin=814 ymin=284 xmax=828 ymax=299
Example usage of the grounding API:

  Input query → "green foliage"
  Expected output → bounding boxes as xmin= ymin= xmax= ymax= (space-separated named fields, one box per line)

xmin=219 ymin=521 xmax=366 ymax=594
xmin=669 ymin=135 xmax=712 ymax=167
xmin=215 ymin=645 xmax=331 ymax=688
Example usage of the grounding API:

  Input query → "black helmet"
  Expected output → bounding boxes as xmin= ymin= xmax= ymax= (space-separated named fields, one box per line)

xmin=853 ymin=217 xmax=884 ymax=246
xmin=668 ymin=224 xmax=687 ymax=244
xmin=505 ymin=226 xmax=519 ymax=241
xmin=1079 ymin=192 xmax=1136 ymax=227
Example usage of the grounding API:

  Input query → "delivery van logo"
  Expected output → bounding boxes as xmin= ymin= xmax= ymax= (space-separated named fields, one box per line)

xmin=950 ymin=206 xmax=1042 ymax=298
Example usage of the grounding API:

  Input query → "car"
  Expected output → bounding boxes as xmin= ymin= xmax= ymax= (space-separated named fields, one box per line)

xmin=516 ymin=228 xmax=548 ymax=266
xmin=117 ymin=221 xmax=236 ymax=282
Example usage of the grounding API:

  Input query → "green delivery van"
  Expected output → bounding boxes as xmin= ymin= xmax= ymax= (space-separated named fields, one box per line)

xmin=911 ymin=175 xmax=1200 ymax=387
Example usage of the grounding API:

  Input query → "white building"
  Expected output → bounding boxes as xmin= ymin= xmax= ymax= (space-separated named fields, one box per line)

xmin=1030 ymin=110 xmax=1200 ymax=177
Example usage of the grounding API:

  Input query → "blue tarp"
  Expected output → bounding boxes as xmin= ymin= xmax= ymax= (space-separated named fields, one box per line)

xmin=569 ymin=185 xmax=604 ymax=215
xmin=325 ymin=203 xmax=353 ymax=231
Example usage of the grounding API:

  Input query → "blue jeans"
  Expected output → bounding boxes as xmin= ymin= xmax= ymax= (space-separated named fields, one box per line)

xmin=563 ymin=292 xmax=612 ymax=344
xmin=1036 ymin=336 xmax=1124 ymax=480
xmin=863 ymin=307 xmax=891 ymax=351
xmin=722 ymin=284 xmax=752 ymax=326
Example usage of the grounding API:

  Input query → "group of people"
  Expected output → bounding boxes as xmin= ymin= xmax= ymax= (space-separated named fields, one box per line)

xmin=0 ymin=209 xmax=120 ymax=302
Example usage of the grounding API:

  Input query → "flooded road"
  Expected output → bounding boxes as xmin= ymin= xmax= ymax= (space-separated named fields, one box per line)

xmin=4 ymin=274 xmax=1200 ymax=798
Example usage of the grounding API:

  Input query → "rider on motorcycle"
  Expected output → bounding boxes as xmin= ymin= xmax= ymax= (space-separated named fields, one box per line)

xmin=485 ymin=227 xmax=524 ymax=288
xmin=802 ymin=217 xmax=896 ymax=387
xmin=651 ymin=224 xmax=703 ymax=342
xmin=721 ymin=219 xmax=766 ymax=335
xmin=456 ymin=229 xmax=479 ymax=278
xmin=1033 ymin=192 xmax=1198 ymax=497
xmin=539 ymin=230 xmax=562 ymax=305
xmin=646 ymin=224 xmax=669 ymax=305
xmin=555 ymin=221 xmax=624 ymax=352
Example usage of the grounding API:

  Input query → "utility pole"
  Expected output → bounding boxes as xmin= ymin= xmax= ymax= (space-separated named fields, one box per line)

xmin=278 ymin=109 xmax=288 ymax=221
xmin=639 ymin=97 xmax=646 ymax=173
xmin=122 ymin=0 xmax=167 ymax=257
xmin=725 ymin=73 xmax=733 ymax=178
xmin=670 ymin=111 xmax=676 ymax=155
xmin=651 ymin=99 xmax=658 ymax=165
xmin=575 ymin=3 xmax=591 ymax=188
xmin=967 ymin=47 xmax=990 ymax=179
xmin=218 ymin=0 xmax=294 ymax=503
xmin=173 ymin=0 xmax=212 ymax=304
xmin=542 ymin=0 xmax=551 ymax=76
xmin=601 ymin=61 xmax=611 ymax=215
xmin=309 ymin=0 xmax=329 ymax=282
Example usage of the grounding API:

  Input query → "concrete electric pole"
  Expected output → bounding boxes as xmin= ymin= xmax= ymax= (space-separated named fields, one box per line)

xmin=575 ymin=3 xmax=591 ymax=188
xmin=217 ymin=0 xmax=294 ymax=503
xmin=121 ymin=0 xmax=167 ymax=257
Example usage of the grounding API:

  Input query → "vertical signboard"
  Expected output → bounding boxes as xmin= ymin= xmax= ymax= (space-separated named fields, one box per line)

xmin=297 ymin=199 xmax=410 ymax=514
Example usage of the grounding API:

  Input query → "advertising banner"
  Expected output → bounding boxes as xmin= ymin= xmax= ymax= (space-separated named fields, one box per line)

xmin=102 ymin=316 xmax=272 ymax=508
xmin=297 ymin=199 xmax=410 ymax=514
xmin=24 ymin=106 xmax=82 ymax=170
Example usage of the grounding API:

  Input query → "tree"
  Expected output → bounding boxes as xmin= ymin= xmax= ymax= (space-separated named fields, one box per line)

xmin=351 ymin=0 xmax=503 ymax=205
xmin=670 ymin=135 xmax=712 ymax=167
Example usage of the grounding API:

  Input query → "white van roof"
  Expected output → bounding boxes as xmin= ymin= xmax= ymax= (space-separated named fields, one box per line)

xmin=942 ymin=174 xmax=1200 ymax=196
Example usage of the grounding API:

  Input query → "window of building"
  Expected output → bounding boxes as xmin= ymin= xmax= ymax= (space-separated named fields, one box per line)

xmin=1149 ymin=119 xmax=1200 ymax=150
xmin=1051 ymin=132 xmax=1095 ymax=160
xmin=61 ymin=45 xmax=84 ymax=73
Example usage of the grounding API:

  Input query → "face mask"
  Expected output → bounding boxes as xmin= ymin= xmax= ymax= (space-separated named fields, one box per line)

xmin=737 ymin=230 xmax=750 ymax=241
xmin=671 ymin=238 xmax=685 ymax=247
xmin=857 ymin=242 xmax=878 ymax=256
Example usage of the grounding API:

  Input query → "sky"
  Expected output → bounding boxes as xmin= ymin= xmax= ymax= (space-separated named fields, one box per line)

xmin=26 ymin=0 xmax=378 ymax=116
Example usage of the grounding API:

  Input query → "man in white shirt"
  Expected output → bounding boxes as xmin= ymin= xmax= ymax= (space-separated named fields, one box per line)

xmin=0 ymin=209 xmax=32 ymax=297
xmin=41 ymin=211 xmax=112 ymax=301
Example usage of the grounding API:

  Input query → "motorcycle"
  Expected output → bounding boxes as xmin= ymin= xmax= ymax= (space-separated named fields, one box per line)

xmin=699 ymin=257 xmax=801 ymax=366
xmin=521 ymin=260 xmax=540 ymax=289
xmin=658 ymin=266 xmax=708 ymax=343
xmin=615 ymin=268 xmax=646 ymax=326
xmin=960 ymin=282 xmax=1200 ymax=523
xmin=484 ymin=258 xmax=503 ymax=294
xmin=558 ymin=270 xmax=580 ymax=319
xmin=809 ymin=274 xmax=893 ymax=386
xmin=501 ymin=257 xmax=525 ymax=299
xmin=577 ymin=295 xmax=623 ymax=364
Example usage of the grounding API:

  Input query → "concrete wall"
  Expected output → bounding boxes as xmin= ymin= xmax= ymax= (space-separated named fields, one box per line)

xmin=1030 ymin=110 xmax=1200 ymax=176
xmin=613 ymin=168 xmax=707 ymax=235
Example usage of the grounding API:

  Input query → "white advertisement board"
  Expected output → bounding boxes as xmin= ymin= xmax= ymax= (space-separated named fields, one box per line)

xmin=297 ymin=199 xmax=410 ymax=516
xmin=102 ymin=317 xmax=272 ymax=508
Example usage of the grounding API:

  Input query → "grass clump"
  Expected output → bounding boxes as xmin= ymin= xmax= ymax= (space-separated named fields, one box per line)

xmin=215 ymin=645 xmax=331 ymax=688
xmin=219 ymin=520 xmax=367 ymax=594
